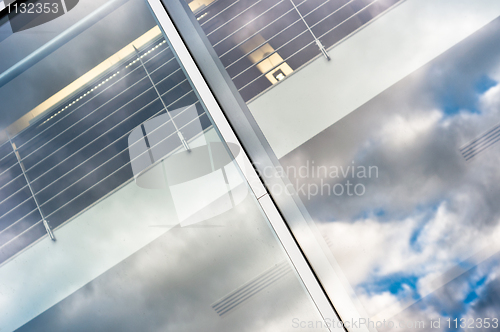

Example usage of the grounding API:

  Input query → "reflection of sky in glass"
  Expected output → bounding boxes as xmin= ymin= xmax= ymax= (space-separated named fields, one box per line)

xmin=280 ymin=16 xmax=500 ymax=330
xmin=0 ymin=127 xmax=326 ymax=332
xmin=0 ymin=1 xmax=329 ymax=330
xmin=14 ymin=180 xmax=323 ymax=332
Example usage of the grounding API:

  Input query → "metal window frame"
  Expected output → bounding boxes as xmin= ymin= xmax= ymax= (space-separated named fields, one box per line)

xmin=147 ymin=0 xmax=343 ymax=329
xmin=147 ymin=1 xmax=376 ymax=332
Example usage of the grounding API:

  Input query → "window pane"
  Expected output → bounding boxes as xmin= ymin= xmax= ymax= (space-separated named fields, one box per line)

xmin=0 ymin=1 xmax=327 ymax=331
xmin=187 ymin=0 xmax=500 ymax=329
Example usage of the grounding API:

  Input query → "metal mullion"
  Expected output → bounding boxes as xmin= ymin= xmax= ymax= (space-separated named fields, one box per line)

xmin=290 ymin=0 xmax=330 ymax=59
xmin=8 ymin=138 xmax=55 ymax=241
xmin=148 ymin=1 xmax=341 ymax=331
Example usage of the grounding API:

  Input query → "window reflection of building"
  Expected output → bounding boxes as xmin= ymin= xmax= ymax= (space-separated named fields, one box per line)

xmin=128 ymin=105 xmax=247 ymax=227
xmin=240 ymin=35 xmax=293 ymax=85
xmin=186 ymin=0 xmax=215 ymax=14
xmin=188 ymin=0 xmax=401 ymax=101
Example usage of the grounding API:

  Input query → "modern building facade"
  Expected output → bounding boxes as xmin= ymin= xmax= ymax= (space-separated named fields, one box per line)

xmin=1 ymin=0 xmax=500 ymax=331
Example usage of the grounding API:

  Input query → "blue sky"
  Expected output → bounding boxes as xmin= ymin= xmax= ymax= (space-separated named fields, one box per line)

xmin=282 ymin=15 xmax=500 ymax=331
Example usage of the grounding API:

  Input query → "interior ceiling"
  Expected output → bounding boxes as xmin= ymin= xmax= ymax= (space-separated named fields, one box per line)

xmin=0 ymin=0 xmax=156 ymax=132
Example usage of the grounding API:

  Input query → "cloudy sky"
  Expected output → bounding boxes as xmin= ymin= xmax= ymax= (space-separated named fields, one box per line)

xmin=7 ymin=128 xmax=327 ymax=332
xmin=15 ymin=194 xmax=323 ymax=332
xmin=280 ymin=14 xmax=500 ymax=331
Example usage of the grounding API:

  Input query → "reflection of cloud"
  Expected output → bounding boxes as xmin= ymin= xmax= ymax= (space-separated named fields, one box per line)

xmin=465 ymin=267 xmax=500 ymax=325
xmin=280 ymin=17 xmax=500 ymax=324
xmin=15 ymin=193 xmax=324 ymax=332
xmin=377 ymin=253 xmax=500 ymax=332
xmin=3 ymin=121 xmax=325 ymax=331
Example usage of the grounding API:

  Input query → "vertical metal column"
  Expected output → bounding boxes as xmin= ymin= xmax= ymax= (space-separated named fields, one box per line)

xmin=147 ymin=1 xmax=342 ymax=330
xmin=8 ymin=137 xmax=56 ymax=241
xmin=290 ymin=0 xmax=331 ymax=60
xmin=133 ymin=46 xmax=191 ymax=151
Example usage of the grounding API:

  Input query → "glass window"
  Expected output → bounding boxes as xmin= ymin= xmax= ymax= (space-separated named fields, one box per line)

xmin=185 ymin=0 xmax=500 ymax=330
xmin=0 ymin=1 xmax=328 ymax=331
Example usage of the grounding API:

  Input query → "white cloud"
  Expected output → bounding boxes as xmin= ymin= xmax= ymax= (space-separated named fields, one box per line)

xmin=281 ymin=17 xmax=500 ymax=323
